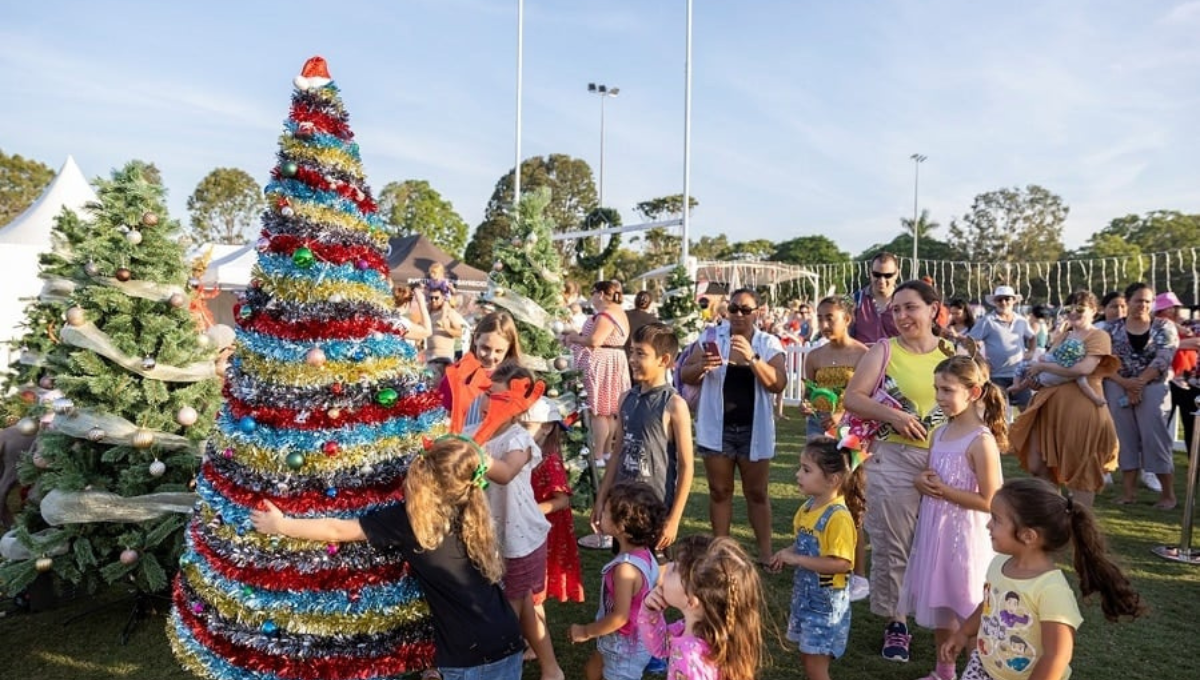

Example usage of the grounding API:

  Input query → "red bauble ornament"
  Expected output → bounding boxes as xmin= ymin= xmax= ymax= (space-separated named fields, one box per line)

xmin=322 ymin=441 xmax=339 ymax=456
xmin=330 ymin=382 xmax=343 ymax=395
xmin=115 ymin=267 xmax=132 ymax=282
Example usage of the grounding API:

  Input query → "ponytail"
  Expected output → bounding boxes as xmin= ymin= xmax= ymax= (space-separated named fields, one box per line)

xmin=1066 ymin=499 xmax=1145 ymax=621
xmin=978 ymin=381 xmax=1010 ymax=451
xmin=843 ymin=464 xmax=867 ymax=528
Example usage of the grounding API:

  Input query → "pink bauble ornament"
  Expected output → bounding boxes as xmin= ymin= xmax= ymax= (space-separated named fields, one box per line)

xmin=176 ymin=406 xmax=199 ymax=427
xmin=306 ymin=347 xmax=327 ymax=367
xmin=119 ymin=549 xmax=139 ymax=565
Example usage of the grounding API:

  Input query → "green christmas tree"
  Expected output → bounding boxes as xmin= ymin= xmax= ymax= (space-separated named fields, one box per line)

xmin=659 ymin=264 xmax=702 ymax=343
xmin=0 ymin=161 xmax=222 ymax=596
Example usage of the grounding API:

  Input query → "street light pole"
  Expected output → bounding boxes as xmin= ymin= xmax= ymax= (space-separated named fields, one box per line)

xmin=587 ymin=83 xmax=619 ymax=206
xmin=910 ymin=153 xmax=927 ymax=279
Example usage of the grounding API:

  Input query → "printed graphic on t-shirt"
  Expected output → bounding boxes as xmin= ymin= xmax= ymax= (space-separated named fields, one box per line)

xmin=978 ymin=581 xmax=1035 ymax=674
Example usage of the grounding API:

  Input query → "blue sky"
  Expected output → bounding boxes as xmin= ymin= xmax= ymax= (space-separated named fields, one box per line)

xmin=3 ymin=0 xmax=1198 ymax=256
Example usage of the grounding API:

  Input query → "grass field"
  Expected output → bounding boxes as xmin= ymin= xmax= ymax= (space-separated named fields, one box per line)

xmin=2 ymin=415 xmax=1199 ymax=679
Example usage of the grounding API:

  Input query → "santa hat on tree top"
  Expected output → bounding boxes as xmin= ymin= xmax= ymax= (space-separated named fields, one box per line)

xmin=293 ymin=55 xmax=332 ymax=91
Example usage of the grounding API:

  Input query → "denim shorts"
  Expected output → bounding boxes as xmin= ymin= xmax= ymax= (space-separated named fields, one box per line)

xmin=698 ymin=423 xmax=754 ymax=459
xmin=439 ymin=651 xmax=522 ymax=680
xmin=597 ymin=631 xmax=653 ymax=680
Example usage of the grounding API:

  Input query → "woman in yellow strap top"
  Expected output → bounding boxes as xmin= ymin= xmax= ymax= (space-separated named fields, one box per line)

xmin=843 ymin=278 xmax=956 ymax=663
xmin=802 ymin=296 xmax=868 ymax=440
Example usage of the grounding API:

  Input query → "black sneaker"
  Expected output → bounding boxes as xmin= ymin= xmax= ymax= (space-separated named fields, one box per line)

xmin=881 ymin=621 xmax=911 ymax=662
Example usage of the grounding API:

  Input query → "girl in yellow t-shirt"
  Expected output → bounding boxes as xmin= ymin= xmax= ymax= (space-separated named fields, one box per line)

xmin=941 ymin=478 xmax=1143 ymax=680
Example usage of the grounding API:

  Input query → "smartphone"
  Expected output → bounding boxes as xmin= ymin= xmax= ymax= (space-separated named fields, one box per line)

xmin=1117 ymin=395 xmax=1130 ymax=408
xmin=703 ymin=341 xmax=720 ymax=359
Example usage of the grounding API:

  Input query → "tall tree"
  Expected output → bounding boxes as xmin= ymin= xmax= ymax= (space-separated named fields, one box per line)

xmin=377 ymin=179 xmax=469 ymax=258
xmin=771 ymin=235 xmax=850 ymax=265
xmin=947 ymin=185 xmax=1067 ymax=263
xmin=689 ymin=233 xmax=729 ymax=260
xmin=900 ymin=208 xmax=940 ymax=239
xmin=168 ymin=56 xmax=435 ymax=679
xmin=465 ymin=154 xmax=597 ymax=269
xmin=632 ymin=194 xmax=698 ymax=271
xmin=0 ymin=150 xmax=54 ymax=226
xmin=1069 ymin=210 xmax=1200 ymax=299
xmin=185 ymin=167 xmax=264 ymax=245
xmin=727 ymin=239 xmax=777 ymax=261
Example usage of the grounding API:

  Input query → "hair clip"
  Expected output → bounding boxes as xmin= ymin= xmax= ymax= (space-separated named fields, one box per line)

xmin=436 ymin=433 xmax=490 ymax=490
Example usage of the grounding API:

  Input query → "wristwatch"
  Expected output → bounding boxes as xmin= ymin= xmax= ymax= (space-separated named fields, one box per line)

xmin=750 ymin=353 xmax=761 ymax=363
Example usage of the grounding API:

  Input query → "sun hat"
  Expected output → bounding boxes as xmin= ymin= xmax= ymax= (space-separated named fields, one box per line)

xmin=1153 ymin=291 xmax=1183 ymax=313
xmin=984 ymin=285 xmax=1023 ymax=306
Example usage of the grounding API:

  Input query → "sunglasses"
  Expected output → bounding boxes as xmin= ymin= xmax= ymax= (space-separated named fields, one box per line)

xmin=727 ymin=304 xmax=758 ymax=316
xmin=428 ymin=296 xmax=443 ymax=301
xmin=871 ymin=271 xmax=897 ymax=279
xmin=1064 ymin=304 xmax=1090 ymax=315
xmin=994 ymin=297 xmax=1014 ymax=303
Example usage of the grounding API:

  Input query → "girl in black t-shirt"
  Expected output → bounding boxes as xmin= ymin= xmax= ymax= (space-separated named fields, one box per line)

xmin=251 ymin=437 xmax=525 ymax=678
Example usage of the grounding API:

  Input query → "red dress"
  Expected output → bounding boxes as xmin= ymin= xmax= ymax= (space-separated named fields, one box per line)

xmin=530 ymin=446 xmax=585 ymax=603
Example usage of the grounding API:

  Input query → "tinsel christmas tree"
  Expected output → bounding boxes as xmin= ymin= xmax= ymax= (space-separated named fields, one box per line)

xmin=168 ymin=57 xmax=439 ymax=680
xmin=658 ymin=265 xmax=703 ymax=343
xmin=0 ymin=161 xmax=222 ymax=596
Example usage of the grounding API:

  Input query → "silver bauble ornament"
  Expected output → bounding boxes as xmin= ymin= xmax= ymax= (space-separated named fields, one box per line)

xmin=141 ymin=356 xmax=157 ymax=370
xmin=131 ymin=429 xmax=155 ymax=449
xmin=87 ymin=427 xmax=106 ymax=442
xmin=149 ymin=459 xmax=166 ymax=477
xmin=550 ymin=320 xmax=565 ymax=334
xmin=66 ymin=306 xmax=86 ymax=326
xmin=168 ymin=292 xmax=186 ymax=308
xmin=38 ymin=375 xmax=54 ymax=390
xmin=176 ymin=406 xmax=199 ymax=426
xmin=553 ymin=356 xmax=569 ymax=371
xmin=52 ymin=397 xmax=75 ymax=415
xmin=329 ymin=293 xmax=345 ymax=304
xmin=16 ymin=417 xmax=38 ymax=436
xmin=119 ymin=549 xmax=140 ymax=565
xmin=125 ymin=230 xmax=143 ymax=245
xmin=187 ymin=277 xmax=201 ymax=290
xmin=84 ymin=261 xmax=100 ymax=277
xmin=547 ymin=387 xmax=560 ymax=398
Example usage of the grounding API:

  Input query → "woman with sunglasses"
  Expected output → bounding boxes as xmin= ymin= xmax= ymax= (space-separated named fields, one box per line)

xmin=1010 ymin=291 xmax=1119 ymax=509
xmin=843 ymin=278 xmax=955 ymax=663
xmin=680 ymin=288 xmax=787 ymax=566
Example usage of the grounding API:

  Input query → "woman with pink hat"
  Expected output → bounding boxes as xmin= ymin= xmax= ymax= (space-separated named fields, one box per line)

xmin=1154 ymin=291 xmax=1200 ymax=462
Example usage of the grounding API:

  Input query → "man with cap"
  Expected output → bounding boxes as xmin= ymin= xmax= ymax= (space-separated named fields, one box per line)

xmin=969 ymin=285 xmax=1036 ymax=407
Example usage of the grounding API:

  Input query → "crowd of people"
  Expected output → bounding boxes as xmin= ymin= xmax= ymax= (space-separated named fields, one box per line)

xmin=274 ymin=255 xmax=1184 ymax=680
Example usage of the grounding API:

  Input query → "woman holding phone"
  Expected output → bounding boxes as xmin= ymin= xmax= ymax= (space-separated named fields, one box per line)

xmin=680 ymin=288 xmax=787 ymax=565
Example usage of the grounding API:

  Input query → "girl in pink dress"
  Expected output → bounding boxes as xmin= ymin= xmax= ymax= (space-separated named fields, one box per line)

xmin=638 ymin=536 xmax=764 ymax=680
xmin=899 ymin=356 xmax=1006 ymax=680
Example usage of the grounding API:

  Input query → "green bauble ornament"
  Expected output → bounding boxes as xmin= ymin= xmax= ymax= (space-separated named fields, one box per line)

xmin=281 ymin=161 xmax=299 ymax=177
xmin=376 ymin=388 xmax=399 ymax=407
xmin=285 ymin=452 xmax=305 ymax=470
xmin=292 ymin=247 xmax=315 ymax=268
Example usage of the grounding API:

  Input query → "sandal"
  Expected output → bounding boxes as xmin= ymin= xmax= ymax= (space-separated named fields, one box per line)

xmin=1112 ymin=498 xmax=1136 ymax=505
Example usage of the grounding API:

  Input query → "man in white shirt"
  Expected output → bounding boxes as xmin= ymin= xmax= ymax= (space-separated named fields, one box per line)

xmin=969 ymin=285 xmax=1036 ymax=407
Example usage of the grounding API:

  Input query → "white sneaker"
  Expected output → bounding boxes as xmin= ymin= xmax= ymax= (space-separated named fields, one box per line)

xmin=1141 ymin=470 xmax=1162 ymax=493
xmin=848 ymin=574 xmax=870 ymax=602
xmin=1102 ymin=473 xmax=1113 ymax=487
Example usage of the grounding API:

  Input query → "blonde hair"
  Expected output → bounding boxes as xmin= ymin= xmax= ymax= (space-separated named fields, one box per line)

xmin=404 ymin=438 xmax=503 ymax=583
xmin=674 ymin=536 xmax=764 ymax=680
xmin=472 ymin=311 xmax=522 ymax=363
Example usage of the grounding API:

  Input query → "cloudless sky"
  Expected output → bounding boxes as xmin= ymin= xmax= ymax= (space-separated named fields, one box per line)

xmin=3 ymin=0 xmax=1198 ymax=256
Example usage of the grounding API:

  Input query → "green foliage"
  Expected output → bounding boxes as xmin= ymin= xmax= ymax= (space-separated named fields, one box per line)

xmin=772 ymin=235 xmax=850 ymax=264
xmin=0 ymin=149 xmax=54 ymax=226
xmin=634 ymin=194 xmax=698 ymax=221
xmin=574 ymin=207 xmax=622 ymax=273
xmin=377 ymin=179 xmax=469 ymax=257
xmin=658 ymin=266 xmax=702 ymax=342
xmin=465 ymin=154 xmax=597 ymax=270
xmin=900 ymin=208 xmax=940 ymax=239
xmin=1 ymin=161 xmax=222 ymax=596
xmin=689 ymin=233 xmax=730 ymax=260
xmin=489 ymin=187 xmax=569 ymax=360
xmin=947 ymin=185 xmax=1068 ymax=263
xmin=185 ymin=167 xmax=264 ymax=245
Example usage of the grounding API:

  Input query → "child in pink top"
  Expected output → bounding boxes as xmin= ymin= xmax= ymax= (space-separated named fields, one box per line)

xmin=639 ymin=536 xmax=765 ymax=680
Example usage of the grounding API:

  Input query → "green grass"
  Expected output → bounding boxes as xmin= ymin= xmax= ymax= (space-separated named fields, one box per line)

xmin=3 ymin=416 xmax=1199 ymax=679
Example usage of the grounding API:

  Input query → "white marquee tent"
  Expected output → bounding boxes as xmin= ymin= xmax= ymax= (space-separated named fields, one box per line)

xmin=0 ymin=156 xmax=98 ymax=373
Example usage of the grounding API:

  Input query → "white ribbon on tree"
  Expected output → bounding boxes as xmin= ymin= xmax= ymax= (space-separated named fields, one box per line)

xmin=484 ymin=280 xmax=553 ymax=329
xmin=0 ymin=528 xmax=70 ymax=560
xmin=39 ymin=488 xmax=196 ymax=526
xmin=52 ymin=407 xmax=199 ymax=452
xmin=60 ymin=323 xmax=216 ymax=382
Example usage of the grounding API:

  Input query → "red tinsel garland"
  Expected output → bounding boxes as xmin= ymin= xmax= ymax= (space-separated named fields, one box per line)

xmin=188 ymin=523 xmax=409 ymax=591
xmin=269 ymin=165 xmax=379 ymax=216
xmin=225 ymin=390 xmax=441 ymax=431
xmin=202 ymin=461 xmax=403 ymax=513
xmin=237 ymin=311 xmax=400 ymax=341
xmin=175 ymin=584 xmax=435 ymax=679
xmin=289 ymin=102 xmax=353 ymax=141
xmin=263 ymin=234 xmax=388 ymax=276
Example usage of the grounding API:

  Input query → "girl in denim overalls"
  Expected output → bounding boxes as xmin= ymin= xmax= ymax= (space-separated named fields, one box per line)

xmin=769 ymin=436 xmax=867 ymax=680
xmin=568 ymin=481 xmax=667 ymax=680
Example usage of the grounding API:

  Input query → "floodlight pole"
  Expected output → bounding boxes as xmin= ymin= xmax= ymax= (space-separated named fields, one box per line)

xmin=910 ymin=153 xmax=927 ymax=280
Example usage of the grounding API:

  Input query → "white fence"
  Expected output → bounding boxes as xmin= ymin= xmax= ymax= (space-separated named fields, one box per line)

xmin=781 ymin=345 xmax=809 ymax=407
